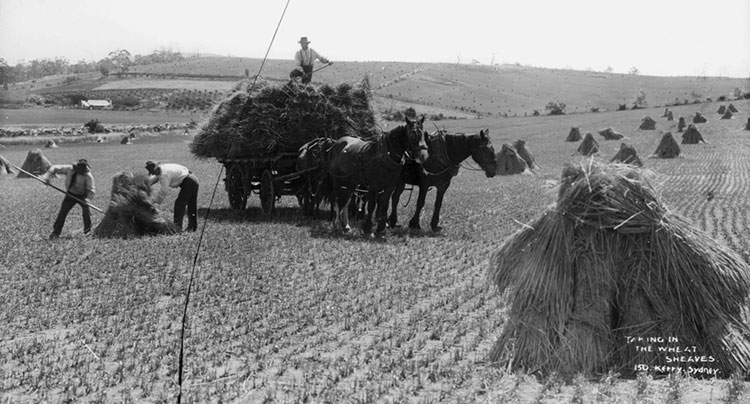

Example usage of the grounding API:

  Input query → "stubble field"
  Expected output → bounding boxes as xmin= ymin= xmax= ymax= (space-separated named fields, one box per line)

xmin=1 ymin=100 xmax=750 ymax=403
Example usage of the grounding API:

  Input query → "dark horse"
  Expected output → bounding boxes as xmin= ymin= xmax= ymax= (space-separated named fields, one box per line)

xmin=325 ymin=116 xmax=429 ymax=235
xmin=297 ymin=137 xmax=336 ymax=216
xmin=388 ymin=129 xmax=497 ymax=232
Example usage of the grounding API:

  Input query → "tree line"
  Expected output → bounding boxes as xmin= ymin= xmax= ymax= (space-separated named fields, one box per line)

xmin=0 ymin=48 xmax=186 ymax=84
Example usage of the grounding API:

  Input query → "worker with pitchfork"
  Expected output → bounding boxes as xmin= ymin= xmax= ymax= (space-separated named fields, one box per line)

xmin=289 ymin=36 xmax=332 ymax=84
xmin=42 ymin=159 xmax=96 ymax=239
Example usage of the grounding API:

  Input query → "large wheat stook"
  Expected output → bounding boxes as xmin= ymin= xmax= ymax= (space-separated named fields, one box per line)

xmin=488 ymin=161 xmax=750 ymax=379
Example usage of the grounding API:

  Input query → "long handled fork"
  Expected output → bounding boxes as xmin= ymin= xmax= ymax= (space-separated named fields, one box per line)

xmin=13 ymin=165 xmax=104 ymax=214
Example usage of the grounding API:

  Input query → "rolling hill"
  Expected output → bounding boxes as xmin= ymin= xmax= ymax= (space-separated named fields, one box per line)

xmin=2 ymin=56 xmax=748 ymax=120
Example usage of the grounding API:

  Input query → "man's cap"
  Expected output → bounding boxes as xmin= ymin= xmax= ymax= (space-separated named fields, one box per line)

xmin=145 ymin=160 xmax=158 ymax=170
xmin=76 ymin=159 xmax=89 ymax=167
xmin=298 ymin=36 xmax=310 ymax=44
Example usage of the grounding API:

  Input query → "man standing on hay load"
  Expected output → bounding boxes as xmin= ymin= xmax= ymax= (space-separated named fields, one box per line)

xmin=145 ymin=161 xmax=199 ymax=232
xmin=289 ymin=36 xmax=331 ymax=84
xmin=42 ymin=159 xmax=96 ymax=239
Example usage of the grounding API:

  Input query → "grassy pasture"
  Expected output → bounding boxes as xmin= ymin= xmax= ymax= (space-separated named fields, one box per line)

xmin=1 ymin=101 xmax=750 ymax=403
xmin=94 ymin=79 xmax=238 ymax=92
xmin=0 ymin=108 xmax=200 ymax=129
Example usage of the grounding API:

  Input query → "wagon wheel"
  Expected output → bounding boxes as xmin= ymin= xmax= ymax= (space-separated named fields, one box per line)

xmin=226 ymin=164 xmax=247 ymax=210
xmin=260 ymin=169 xmax=276 ymax=215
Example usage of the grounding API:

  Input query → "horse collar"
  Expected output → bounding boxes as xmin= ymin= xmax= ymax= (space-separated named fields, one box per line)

xmin=380 ymin=133 xmax=405 ymax=167
xmin=423 ymin=131 xmax=459 ymax=176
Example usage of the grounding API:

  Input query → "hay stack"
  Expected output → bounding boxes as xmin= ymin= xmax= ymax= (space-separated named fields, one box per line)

xmin=728 ymin=104 xmax=740 ymax=113
xmin=598 ymin=127 xmax=624 ymax=140
xmin=120 ymin=136 xmax=131 ymax=145
xmin=45 ymin=139 xmax=58 ymax=149
xmin=718 ymin=105 xmax=727 ymax=114
xmin=682 ymin=124 xmax=706 ymax=144
xmin=16 ymin=149 xmax=51 ymax=178
xmin=495 ymin=144 xmax=527 ymax=175
xmin=191 ymin=78 xmax=377 ymax=160
xmin=610 ymin=143 xmax=642 ymax=167
xmin=745 ymin=117 xmax=750 ymax=130
xmin=577 ymin=133 xmax=600 ymax=156
xmin=566 ymin=127 xmax=582 ymax=142
xmin=488 ymin=161 xmax=750 ymax=378
xmin=0 ymin=155 xmax=14 ymax=175
xmin=693 ymin=112 xmax=708 ymax=124
xmin=653 ymin=132 xmax=680 ymax=158
xmin=638 ymin=116 xmax=656 ymax=130
xmin=721 ymin=109 xmax=734 ymax=120
xmin=513 ymin=139 xmax=537 ymax=170
xmin=666 ymin=110 xmax=674 ymax=121
xmin=661 ymin=107 xmax=670 ymax=117
xmin=94 ymin=172 xmax=178 ymax=238
xmin=677 ymin=117 xmax=687 ymax=132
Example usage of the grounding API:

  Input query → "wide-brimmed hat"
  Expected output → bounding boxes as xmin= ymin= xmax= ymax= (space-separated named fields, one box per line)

xmin=145 ymin=160 xmax=158 ymax=171
xmin=74 ymin=159 xmax=90 ymax=172
xmin=298 ymin=36 xmax=311 ymax=44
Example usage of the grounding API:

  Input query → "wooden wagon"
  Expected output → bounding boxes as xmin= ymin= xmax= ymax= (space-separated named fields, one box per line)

xmin=220 ymin=152 xmax=319 ymax=215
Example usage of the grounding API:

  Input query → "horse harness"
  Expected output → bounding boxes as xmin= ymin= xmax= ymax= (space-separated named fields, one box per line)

xmin=327 ymin=133 xmax=406 ymax=180
xmin=421 ymin=131 xmax=460 ymax=177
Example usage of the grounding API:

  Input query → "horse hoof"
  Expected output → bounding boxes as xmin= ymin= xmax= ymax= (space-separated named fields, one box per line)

xmin=431 ymin=226 xmax=443 ymax=232
xmin=408 ymin=223 xmax=421 ymax=230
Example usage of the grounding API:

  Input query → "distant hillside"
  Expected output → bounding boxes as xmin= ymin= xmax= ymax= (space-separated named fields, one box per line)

xmin=3 ymin=56 xmax=748 ymax=119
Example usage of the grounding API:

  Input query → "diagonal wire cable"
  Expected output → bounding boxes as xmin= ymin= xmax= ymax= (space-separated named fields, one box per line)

xmin=176 ymin=1 xmax=292 ymax=402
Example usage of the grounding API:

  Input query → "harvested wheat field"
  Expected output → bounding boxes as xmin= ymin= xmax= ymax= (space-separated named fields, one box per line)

xmin=2 ymin=99 xmax=750 ymax=404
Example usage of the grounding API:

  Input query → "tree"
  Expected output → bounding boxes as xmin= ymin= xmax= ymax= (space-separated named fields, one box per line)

xmin=633 ymin=89 xmax=648 ymax=109
xmin=107 ymin=49 xmax=132 ymax=74
xmin=0 ymin=58 xmax=11 ymax=84
xmin=604 ymin=66 xmax=614 ymax=73
xmin=545 ymin=100 xmax=566 ymax=115
xmin=98 ymin=62 xmax=110 ymax=77
xmin=628 ymin=66 xmax=640 ymax=75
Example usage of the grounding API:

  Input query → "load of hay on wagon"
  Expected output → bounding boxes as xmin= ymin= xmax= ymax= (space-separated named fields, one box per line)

xmin=487 ymin=161 xmax=750 ymax=379
xmin=190 ymin=78 xmax=377 ymax=160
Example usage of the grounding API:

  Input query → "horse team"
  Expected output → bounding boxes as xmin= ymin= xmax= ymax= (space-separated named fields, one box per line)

xmin=297 ymin=116 xmax=497 ymax=236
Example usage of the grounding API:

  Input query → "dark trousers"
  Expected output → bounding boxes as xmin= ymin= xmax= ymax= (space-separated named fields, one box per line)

xmin=53 ymin=194 xmax=91 ymax=236
xmin=289 ymin=65 xmax=313 ymax=84
xmin=175 ymin=174 xmax=199 ymax=231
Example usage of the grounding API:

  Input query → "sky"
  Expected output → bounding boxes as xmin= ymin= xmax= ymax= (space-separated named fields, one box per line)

xmin=1 ymin=0 xmax=749 ymax=78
